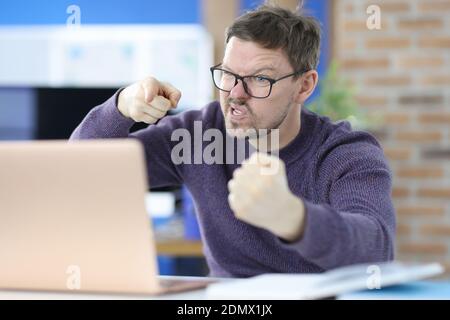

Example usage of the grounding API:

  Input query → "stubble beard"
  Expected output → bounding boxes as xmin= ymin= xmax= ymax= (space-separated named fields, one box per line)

xmin=223 ymin=98 xmax=292 ymax=141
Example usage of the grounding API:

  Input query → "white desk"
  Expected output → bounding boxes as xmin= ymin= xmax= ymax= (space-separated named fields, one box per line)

xmin=4 ymin=276 xmax=447 ymax=300
xmin=0 ymin=276 xmax=217 ymax=300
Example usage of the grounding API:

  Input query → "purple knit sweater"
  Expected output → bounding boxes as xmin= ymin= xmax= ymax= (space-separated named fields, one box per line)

xmin=70 ymin=92 xmax=395 ymax=278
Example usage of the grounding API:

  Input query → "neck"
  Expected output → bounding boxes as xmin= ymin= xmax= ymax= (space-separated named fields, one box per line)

xmin=249 ymin=104 xmax=301 ymax=152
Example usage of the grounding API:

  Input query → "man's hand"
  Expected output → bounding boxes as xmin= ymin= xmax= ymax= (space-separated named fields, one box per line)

xmin=117 ymin=77 xmax=182 ymax=124
xmin=227 ymin=152 xmax=305 ymax=242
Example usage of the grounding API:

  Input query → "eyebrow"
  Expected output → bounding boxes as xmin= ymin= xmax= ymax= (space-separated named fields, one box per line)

xmin=221 ymin=64 xmax=276 ymax=75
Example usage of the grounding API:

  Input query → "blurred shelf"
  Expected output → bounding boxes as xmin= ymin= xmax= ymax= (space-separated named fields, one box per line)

xmin=156 ymin=239 xmax=203 ymax=257
xmin=153 ymin=215 xmax=203 ymax=257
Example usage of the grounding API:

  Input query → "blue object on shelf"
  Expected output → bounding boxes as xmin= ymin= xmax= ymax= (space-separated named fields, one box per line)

xmin=182 ymin=186 xmax=201 ymax=240
xmin=157 ymin=256 xmax=176 ymax=276
xmin=152 ymin=217 xmax=172 ymax=228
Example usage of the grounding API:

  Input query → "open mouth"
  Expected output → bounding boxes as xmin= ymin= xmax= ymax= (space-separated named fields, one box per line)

xmin=229 ymin=105 xmax=248 ymax=120
xmin=232 ymin=107 xmax=244 ymax=116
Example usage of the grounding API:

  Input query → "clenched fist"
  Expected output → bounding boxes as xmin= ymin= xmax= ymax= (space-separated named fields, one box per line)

xmin=228 ymin=153 xmax=305 ymax=242
xmin=117 ymin=77 xmax=181 ymax=124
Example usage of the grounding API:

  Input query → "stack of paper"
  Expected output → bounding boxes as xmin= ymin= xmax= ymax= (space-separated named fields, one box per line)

xmin=205 ymin=262 xmax=444 ymax=300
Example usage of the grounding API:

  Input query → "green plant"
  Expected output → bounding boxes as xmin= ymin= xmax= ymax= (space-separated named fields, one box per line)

xmin=307 ymin=61 xmax=376 ymax=130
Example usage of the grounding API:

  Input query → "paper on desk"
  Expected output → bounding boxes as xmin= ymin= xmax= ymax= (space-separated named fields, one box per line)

xmin=205 ymin=261 xmax=444 ymax=300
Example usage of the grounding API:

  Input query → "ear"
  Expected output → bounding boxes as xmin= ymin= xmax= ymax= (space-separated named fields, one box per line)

xmin=293 ymin=70 xmax=319 ymax=104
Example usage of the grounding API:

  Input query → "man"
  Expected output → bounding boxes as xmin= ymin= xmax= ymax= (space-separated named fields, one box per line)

xmin=70 ymin=5 xmax=395 ymax=278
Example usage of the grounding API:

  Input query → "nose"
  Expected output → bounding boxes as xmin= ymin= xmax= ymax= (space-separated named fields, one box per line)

xmin=229 ymin=78 xmax=250 ymax=99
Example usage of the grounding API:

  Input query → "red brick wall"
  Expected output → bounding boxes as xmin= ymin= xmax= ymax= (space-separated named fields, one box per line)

xmin=333 ymin=0 xmax=450 ymax=271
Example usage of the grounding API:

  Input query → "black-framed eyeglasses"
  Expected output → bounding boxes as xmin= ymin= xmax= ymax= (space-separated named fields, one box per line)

xmin=210 ymin=63 xmax=307 ymax=99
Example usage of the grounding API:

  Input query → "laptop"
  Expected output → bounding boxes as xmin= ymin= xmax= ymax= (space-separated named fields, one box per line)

xmin=0 ymin=139 xmax=214 ymax=295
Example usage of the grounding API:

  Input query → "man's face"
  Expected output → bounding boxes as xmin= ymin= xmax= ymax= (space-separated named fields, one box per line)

xmin=220 ymin=37 xmax=301 ymax=139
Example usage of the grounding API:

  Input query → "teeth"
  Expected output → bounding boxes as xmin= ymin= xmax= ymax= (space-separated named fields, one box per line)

xmin=232 ymin=108 xmax=243 ymax=115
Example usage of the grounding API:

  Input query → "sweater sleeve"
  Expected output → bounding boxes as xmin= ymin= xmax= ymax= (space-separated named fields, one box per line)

xmin=69 ymin=90 xmax=183 ymax=188
xmin=279 ymin=140 xmax=396 ymax=270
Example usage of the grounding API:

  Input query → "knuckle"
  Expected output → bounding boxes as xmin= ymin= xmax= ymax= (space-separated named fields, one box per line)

xmin=145 ymin=114 xmax=157 ymax=124
xmin=129 ymin=109 xmax=140 ymax=120
xmin=152 ymin=97 xmax=168 ymax=110
xmin=174 ymin=91 xmax=182 ymax=101
xmin=147 ymin=107 xmax=159 ymax=118
xmin=228 ymin=194 xmax=238 ymax=211
xmin=227 ymin=179 xmax=234 ymax=191
xmin=144 ymin=76 xmax=157 ymax=85
xmin=150 ymin=111 xmax=161 ymax=120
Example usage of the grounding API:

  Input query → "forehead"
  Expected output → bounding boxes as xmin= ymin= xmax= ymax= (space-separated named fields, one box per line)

xmin=223 ymin=37 xmax=289 ymax=73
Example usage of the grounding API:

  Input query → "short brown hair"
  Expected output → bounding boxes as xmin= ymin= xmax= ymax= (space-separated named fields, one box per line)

xmin=225 ymin=4 xmax=321 ymax=74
